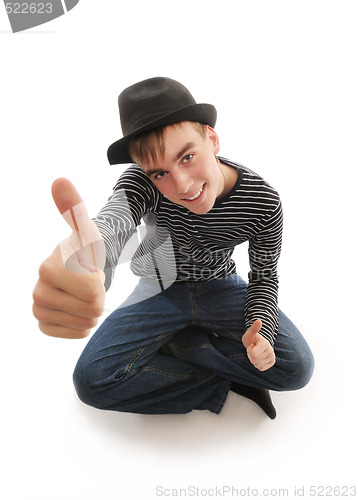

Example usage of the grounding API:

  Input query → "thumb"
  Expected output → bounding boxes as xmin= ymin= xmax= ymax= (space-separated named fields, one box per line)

xmin=242 ymin=319 xmax=262 ymax=348
xmin=52 ymin=178 xmax=105 ymax=273
xmin=52 ymin=177 xmax=89 ymax=233
xmin=52 ymin=177 xmax=83 ymax=217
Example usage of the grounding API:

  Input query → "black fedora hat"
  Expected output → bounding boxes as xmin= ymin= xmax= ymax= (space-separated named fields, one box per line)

xmin=107 ymin=77 xmax=217 ymax=165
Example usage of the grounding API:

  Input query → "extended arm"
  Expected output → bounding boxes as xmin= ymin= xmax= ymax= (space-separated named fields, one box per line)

xmin=243 ymin=198 xmax=283 ymax=369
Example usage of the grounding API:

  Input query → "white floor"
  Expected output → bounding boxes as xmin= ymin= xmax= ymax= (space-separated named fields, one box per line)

xmin=4 ymin=257 xmax=354 ymax=500
xmin=2 ymin=2 xmax=357 ymax=499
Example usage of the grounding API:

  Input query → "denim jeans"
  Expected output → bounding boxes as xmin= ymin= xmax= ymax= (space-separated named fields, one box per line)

xmin=73 ymin=275 xmax=314 ymax=414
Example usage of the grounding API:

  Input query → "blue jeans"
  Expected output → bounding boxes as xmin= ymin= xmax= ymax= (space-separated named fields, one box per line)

xmin=73 ymin=275 xmax=314 ymax=414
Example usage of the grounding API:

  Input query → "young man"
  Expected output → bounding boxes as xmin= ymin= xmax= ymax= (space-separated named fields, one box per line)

xmin=33 ymin=77 xmax=314 ymax=419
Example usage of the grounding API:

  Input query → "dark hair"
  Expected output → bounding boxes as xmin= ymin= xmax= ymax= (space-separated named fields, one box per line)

xmin=128 ymin=122 xmax=207 ymax=167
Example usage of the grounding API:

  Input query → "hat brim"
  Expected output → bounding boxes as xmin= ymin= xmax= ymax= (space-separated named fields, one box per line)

xmin=107 ymin=103 xmax=217 ymax=165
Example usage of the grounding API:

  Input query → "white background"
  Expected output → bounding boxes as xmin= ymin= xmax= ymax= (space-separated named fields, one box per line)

xmin=1 ymin=1 xmax=357 ymax=499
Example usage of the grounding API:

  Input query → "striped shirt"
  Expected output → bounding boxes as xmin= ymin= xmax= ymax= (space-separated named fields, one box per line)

xmin=93 ymin=157 xmax=283 ymax=345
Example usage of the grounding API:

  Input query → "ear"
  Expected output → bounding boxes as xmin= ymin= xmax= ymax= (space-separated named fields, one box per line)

xmin=206 ymin=125 xmax=220 ymax=155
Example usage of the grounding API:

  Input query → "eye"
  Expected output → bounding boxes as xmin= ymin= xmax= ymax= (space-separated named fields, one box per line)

xmin=154 ymin=171 xmax=167 ymax=180
xmin=182 ymin=154 xmax=193 ymax=164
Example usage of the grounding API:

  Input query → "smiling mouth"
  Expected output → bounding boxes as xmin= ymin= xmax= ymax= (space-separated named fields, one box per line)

xmin=182 ymin=184 xmax=206 ymax=201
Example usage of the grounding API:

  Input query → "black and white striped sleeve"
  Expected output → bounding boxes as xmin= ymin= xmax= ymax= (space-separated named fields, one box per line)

xmin=92 ymin=165 xmax=160 ymax=290
xmin=244 ymin=197 xmax=283 ymax=346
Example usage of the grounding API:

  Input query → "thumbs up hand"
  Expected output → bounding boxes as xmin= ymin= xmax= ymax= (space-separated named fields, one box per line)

xmin=52 ymin=178 xmax=105 ymax=275
xmin=242 ymin=319 xmax=276 ymax=371
xmin=32 ymin=178 xmax=106 ymax=339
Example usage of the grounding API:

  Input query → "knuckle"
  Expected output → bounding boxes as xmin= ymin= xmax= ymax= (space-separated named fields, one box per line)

xmin=32 ymin=302 xmax=38 ymax=319
xmin=81 ymin=299 xmax=103 ymax=319
xmin=32 ymin=283 xmax=50 ymax=308
xmin=86 ymin=290 xmax=104 ymax=317
xmin=32 ymin=302 xmax=39 ymax=320
xmin=86 ymin=316 xmax=99 ymax=328
xmin=32 ymin=287 xmax=40 ymax=306
xmin=72 ymin=329 xmax=92 ymax=339
xmin=38 ymin=321 xmax=91 ymax=339
xmin=32 ymin=285 xmax=46 ymax=307
xmin=82 ymin=284 xmax=96 ymax=302
xmin=32 ymin=303 xmax=44 ymax=321
xmin=38 ymin=258 xmax=52 ymax=281
xmin=90 ymin=300 xmax=104 ymax=318
xmin=37 ymin=322 xmax=53 ymax=336
xmin=82 ymin=278 xmax=101 ymax=302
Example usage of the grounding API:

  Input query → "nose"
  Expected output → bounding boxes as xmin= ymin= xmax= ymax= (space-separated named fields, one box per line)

xmin=172 ymin=171 xmax=193 ymax=195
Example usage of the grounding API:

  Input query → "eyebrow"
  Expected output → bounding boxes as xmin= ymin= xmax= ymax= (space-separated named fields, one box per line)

xmin=144 ymin=142 xmax=196 ymax=177
xmin=175 ymin=142 xmax=196 ymax=161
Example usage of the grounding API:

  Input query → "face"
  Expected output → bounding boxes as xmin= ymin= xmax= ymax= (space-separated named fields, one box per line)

xmin=141 ymin=122 xmax=224 ymax=215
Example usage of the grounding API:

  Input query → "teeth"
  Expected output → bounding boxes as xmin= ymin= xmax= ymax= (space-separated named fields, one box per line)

xmin=185 ymin=185 xmax=204 ymax=201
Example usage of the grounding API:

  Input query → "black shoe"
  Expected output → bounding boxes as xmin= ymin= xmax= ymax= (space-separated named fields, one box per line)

xmin=230 ymin=383 xmax=277 ymax=420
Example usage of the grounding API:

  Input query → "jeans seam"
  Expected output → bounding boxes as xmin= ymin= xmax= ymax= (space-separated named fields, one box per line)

xmin=125 ymin=346 xmax=146 ymax=374
xmin=198 ymin=323 xmax=243 ymax=341
xmin=142 ymin=366 xmax=209 ymax=379
xmin=157 ymin=332 xmax=172 ymax=342
xmin=190 ymin=292 xmax=195 ymax=322
xmin=227 ymin=353 xmax=246 ymax=360
xmin=214 ymin=381 xmax=231 ymax=414
xmin=157 ymin=325 xmax=190 ymax=342
xmin=167 ymin=343 xmax=213 ymax=353
xmin=125 ymin=327 xmax=192 ymax=376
